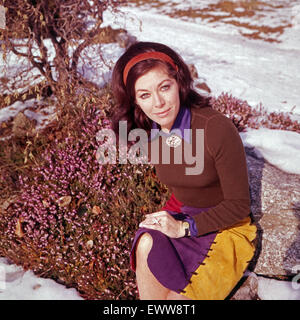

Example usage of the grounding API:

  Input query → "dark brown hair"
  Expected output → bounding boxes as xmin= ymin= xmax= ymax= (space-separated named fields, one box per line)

xmin=110 ymin=41 xmax=210 ymax=136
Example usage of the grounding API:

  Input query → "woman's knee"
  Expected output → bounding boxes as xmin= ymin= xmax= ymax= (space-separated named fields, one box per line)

xmin=135 ymin=232 xmax=153 ymax=259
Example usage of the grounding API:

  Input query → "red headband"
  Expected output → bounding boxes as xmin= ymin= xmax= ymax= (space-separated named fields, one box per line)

xmin=123 ymin=51 xmax=178 ymax=85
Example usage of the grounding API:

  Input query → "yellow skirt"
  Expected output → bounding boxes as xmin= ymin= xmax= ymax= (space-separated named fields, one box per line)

xmin=181 ymin=216 xmax=257 ymax=300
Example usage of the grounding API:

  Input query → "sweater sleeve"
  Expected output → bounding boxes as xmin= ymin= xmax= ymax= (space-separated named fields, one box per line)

xmin=192 ymin=114 xmax=251 ymax=236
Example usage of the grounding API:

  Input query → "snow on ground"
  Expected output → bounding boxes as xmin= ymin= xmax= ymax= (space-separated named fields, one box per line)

xmin=0 ymin=98 xmax=57 ymax=128
xmin=1 ymin=257 xmax=300 ymax=300
xmin=103 ymin=6 xmax=300 ymax=116
xmin=0 ymin=1 xmax=300 ymax=300
xmin=257 ymin=276 xmax=300 ymax=300
xmin=0 ymin=258 xmax=83 ymax=300
xmin=240 ymin=128 xmax=300 ymax=175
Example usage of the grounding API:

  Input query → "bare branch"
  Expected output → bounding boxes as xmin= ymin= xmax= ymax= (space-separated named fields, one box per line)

xmin=3 ymin=0 xmax=123 ymax=102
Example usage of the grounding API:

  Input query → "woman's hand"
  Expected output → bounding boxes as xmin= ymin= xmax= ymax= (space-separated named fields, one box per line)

xmin=139 ymin=211 xmax=185 ymax=238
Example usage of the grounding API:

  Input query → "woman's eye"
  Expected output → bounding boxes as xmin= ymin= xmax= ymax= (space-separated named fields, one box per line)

xmin=161 ymin=84 xmax=170 ymax=91
xmin=140 ymin=93 xmax=150 ymax=99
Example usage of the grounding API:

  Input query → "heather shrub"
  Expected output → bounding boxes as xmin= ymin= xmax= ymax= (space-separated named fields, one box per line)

xmin=0 ymin=98 xmax=169 ymax=299
xmin=210 ymin=92 xmax=300 ymax=133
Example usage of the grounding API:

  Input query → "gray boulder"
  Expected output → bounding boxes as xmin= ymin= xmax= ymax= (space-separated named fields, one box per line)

xmin=245 ymin=147 xmax=300 ymax=276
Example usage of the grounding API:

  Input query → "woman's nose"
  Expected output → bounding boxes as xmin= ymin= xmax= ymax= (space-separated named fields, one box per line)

xmin=153 ymin=92 xmax=165 ymax=108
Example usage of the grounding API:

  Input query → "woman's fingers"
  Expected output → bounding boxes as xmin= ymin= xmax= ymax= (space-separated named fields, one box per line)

xmin=139 ymin=216 xmax=161 ymax=228
xmin=145 ymin=211 xmax=168 ymax=218
xmin=139 ymin=211 xmax=170 ymax=227
xmin=139 ymin=211 xmax=184 ymax=238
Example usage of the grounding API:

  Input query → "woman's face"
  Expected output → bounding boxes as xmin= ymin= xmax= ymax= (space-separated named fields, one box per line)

xmin=134 ymin=66 xmax=180 ymax=133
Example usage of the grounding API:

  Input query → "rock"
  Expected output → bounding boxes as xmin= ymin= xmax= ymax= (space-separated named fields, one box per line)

xmin=231 ymin=271 xmax=300 ymax=300
xmin=195 ymin=82 xmax=211 ymax=93
xmin=12 ymin=111 xmax=36 ymax=138
xmin=187 ymin=64 xmax=212 ymax=94
xmin=230 ymin=272 xmax=259 ymax=300
xmin=86 ymin=240 xmax=94 ymax=250
xmin=188 ymin=64 xmax=199 ymax=79
xmin=92 ymin=26 xmax=137 ymax=49
xmin=115 ymin=31 xmax=137 ymax=49
xmin=56 ymin=195 xmax=72 ymax=207
xmin=0 ymin=195 xmax=18 ymax=212
xmin=245 ymin=147 xmax=300 ymax=276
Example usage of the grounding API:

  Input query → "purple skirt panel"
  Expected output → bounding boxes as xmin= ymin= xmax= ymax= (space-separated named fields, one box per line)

xmin=130 ymin=203 xmax=217 ymax=293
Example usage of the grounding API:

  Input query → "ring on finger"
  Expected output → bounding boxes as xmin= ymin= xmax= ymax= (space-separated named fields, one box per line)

xmin=154 ymin=217 xmax=161 ymax=225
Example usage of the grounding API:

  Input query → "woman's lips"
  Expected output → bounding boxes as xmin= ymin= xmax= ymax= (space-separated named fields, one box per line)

xmin=154 ymin=108 xmax=171 ymax=118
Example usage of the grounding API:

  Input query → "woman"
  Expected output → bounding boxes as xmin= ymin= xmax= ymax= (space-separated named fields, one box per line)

xmin=111 ymin=41 xmax=257 ymax=300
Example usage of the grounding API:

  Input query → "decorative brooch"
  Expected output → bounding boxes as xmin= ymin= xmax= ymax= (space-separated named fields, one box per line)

xmin=165 ymin=134 xmax=182 ymax=148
